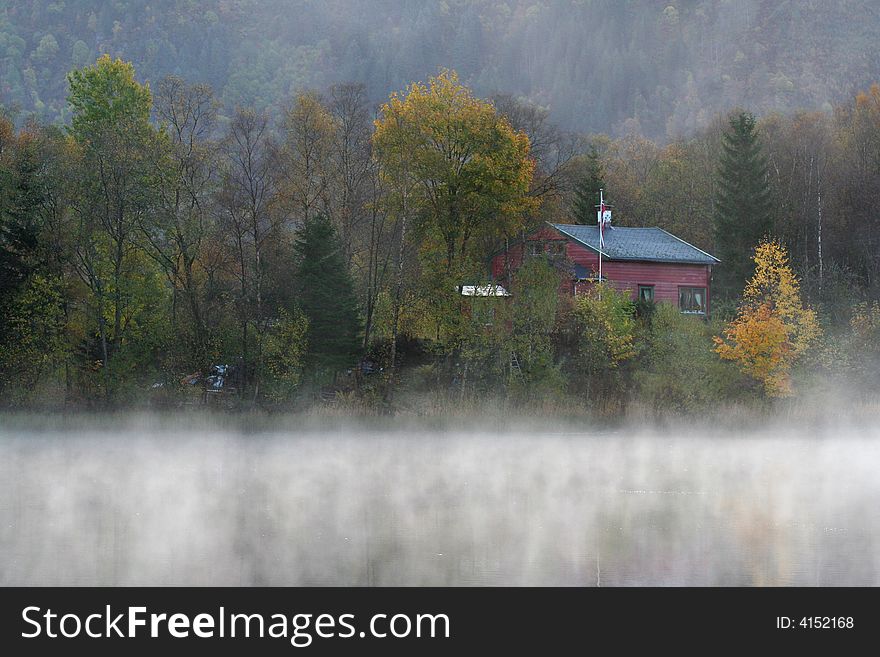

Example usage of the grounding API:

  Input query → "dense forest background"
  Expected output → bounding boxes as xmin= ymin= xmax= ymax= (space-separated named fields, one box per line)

xmin=3 ymin=0 xmax=880 ymax=139
xmin=2 ymin=1 xmax=880 ymax=414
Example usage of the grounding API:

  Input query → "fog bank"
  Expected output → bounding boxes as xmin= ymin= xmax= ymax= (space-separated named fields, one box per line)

xmin=1 ymin=417 xmax=878 ymax=586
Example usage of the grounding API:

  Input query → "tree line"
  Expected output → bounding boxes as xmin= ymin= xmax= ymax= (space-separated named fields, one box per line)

xmin=590 ymin=87 xmax=880 ymax=314
xmin=1 ymin=56 xmax=879 ymax=412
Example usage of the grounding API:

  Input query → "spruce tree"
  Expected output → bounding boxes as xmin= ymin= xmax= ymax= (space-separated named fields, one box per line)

xmin=713 ymin=111 xmax=774 ymax=298
xmin=571 ymin=145 xmax=605 ymax=224
xmin=0 ymin=125 xmax=43 ymax=307
xmin=292 ymin=214 xmax=361 ymax=377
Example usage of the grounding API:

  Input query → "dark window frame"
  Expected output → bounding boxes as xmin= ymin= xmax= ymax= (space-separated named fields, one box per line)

xmin=638 ymin=285 xmax=655 ymax=302
xmin=547 ymin=240 xmax=566 ymax=257
xmin=526 ymin=241 xmax=544 ymax=257
xmin=678 ymin=286 xmax=707 ymax=314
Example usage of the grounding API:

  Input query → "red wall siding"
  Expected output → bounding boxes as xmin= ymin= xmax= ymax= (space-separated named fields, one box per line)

xmin=566 ymin=242 xmax=598 ymax=269
xmin=491 ymin=243 xmax=521 ymax=279
xmin=490 ymin=230 xmax=713 ymax=312
xmin=589 ymin=260 xmax=711 ymax=311
xmin=490 ymin=227 xmax=567 ymax=280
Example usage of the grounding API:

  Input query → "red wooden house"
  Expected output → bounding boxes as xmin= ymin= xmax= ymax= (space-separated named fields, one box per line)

xmin=490 ymin=222 xmax=719 ymax=315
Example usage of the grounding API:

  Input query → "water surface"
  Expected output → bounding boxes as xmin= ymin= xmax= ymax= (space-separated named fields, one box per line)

xmin=1 ymin=418 xmax=877 ymax=585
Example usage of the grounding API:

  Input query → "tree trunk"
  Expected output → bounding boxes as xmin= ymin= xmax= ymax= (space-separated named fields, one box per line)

xmin=385 ymin=200 xmax=409 ymax=403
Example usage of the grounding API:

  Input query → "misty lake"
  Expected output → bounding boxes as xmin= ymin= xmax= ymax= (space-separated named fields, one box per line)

xmin=1 ymin=416 xmax=878 ymax=586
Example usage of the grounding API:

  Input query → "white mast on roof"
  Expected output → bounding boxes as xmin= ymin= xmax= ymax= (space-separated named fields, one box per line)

xmin=596 ymin=189 xmax=611 ymax=283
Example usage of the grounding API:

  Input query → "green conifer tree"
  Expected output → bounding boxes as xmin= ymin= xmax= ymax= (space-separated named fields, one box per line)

xmin=0 ymin=124 xmax=42 ymax=306
xmin=571 ymin=145 xmax=605 ymax=224
xmin=292 ymin=214 xmax=361 ymax=377
xmin=713 ymin=111 xmax=774 ymax=298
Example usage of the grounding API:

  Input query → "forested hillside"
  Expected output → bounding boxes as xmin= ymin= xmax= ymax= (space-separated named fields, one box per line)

xmin=2 ymin=52 xmax=880 ymax=411
xmin=2 ymin=2 xmax=880 ymax=413
xmin=2 ymin=0 xmax=880 ymax=139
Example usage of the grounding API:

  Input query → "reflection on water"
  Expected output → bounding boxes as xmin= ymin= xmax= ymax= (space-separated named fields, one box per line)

xmin=1 ymin=419 xmax=878 ymax=586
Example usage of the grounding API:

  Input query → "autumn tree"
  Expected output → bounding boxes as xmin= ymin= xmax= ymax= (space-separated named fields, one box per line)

xmin=326 ymin=83 xmax=374 ymax=265
xmin=277 ymin=90 xmax=335 ymax=229
xmin=713 ymin=110 xmax=774 ymax=298
xmin=369 ymin=93 xmax=416 ymax=383
xmin=492 ymin=92 xmax=578 ymax=202
xmin=834 ymin=84 xmax=880 ymax=297
xmin=0 ymin=119 xmax=69 ymax=400
xmin=570 ymin=283 xmax=637 ymax=398
xmin=66 ymin=55 xmax=165 ymax=397
xmin=0 ymin=274 xmax=67 ymax=401
xmin=637 ymin=136 xmax=718 ymax=251
xmin=146 ymin=75 xmax=220 ymax=373
xmin=261 ymin=307 xmax=309 ymax=402
xmin=372 ymin=69 xmax=535 ymax=349
xmin=0 ymin=117 xmax=42 ymax=310
xmin=761 ymin=111 xmax=833 ymax=297
xmin=506 ymin=255 xmax=563 ymax=390
xmin=601 ymin=133 xmax=659 ymax=226
xmin=714 ymin=240 xmax=820 ymax=396
xmin=845 ymin=301 xmax=880 ymax=387
xmin=636 ymin=302 xmax=747 ymax=411
xmin=217 ymin=107 xmax=281 ymax=391
xmin=324 ymin=83 xmax=394 ymax=351
xmin=357 ymin=166 xmax=398 ymax=352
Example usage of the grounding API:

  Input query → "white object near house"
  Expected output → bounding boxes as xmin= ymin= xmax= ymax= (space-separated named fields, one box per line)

xmin=459 ymin=284 xmax=511 ymax=297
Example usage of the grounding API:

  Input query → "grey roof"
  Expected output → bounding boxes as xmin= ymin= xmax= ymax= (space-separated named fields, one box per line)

xmin=550 ymin=223 xmax=719 ymax=265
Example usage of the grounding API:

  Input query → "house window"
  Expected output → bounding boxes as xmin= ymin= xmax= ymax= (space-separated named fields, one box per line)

xmin=638 ymin=285 xmax=655 ymax=302
xmin=526 ymin=241 xmax=544 ymax=257
xmin=679 ymin=286 xmax=706 ymax=314
xmin=548 ymin=241 xmax=565 ymax=257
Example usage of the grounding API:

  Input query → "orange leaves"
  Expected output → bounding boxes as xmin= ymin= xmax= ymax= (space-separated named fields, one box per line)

xmin=714 ymin=303 xmax=791 ymax=396
xmin=714 ymin=240 xmax=820 ymax=397
xmin=853 ymin=83 xmax=880 ymax=111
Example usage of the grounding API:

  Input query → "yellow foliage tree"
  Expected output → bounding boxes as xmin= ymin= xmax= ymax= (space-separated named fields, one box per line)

xmin=373 ymin=70 xmax=535 ymax=275
xmin=279 ymin=90 xmax=336 ymax=226
xmin=372 ymin=69 xmax=536 ymax=347
xmin=714 ymin=240 xmax=821 ymax=396
xmin=571 ymin=283 xmax=637 ymax=397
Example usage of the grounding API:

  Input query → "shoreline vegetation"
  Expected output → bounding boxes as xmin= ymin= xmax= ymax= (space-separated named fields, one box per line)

xmin=2 ymin=57 xmax=880 ymax=418
xmin=3 ymin=391 xmax=879 ymax=436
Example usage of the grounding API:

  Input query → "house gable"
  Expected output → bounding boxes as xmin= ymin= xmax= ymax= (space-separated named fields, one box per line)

xmin=489 ymin=222 xmax=717 ymax=314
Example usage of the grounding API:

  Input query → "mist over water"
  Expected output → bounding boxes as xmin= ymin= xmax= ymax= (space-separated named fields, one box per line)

xmin=1 ymin=416 xmax=878 ymax=586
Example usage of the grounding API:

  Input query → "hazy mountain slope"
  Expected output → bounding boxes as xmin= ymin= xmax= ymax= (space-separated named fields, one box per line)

xmin=1 ymin=0 xmax=878 ymax=138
